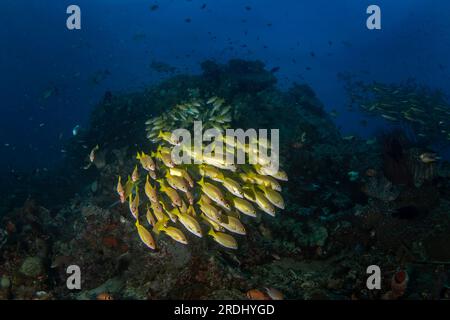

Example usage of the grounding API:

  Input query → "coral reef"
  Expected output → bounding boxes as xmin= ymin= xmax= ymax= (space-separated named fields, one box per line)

xmin=1 ymin=60 xmax=449 ymax=300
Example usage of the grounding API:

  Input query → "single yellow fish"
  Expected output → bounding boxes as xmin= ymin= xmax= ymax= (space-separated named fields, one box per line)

xmin=158 ymin=180 xmax=182 ymax=207
xmin=128 ymin=188 xmax=140 ymax=220
xmin=124 ymin=175 xmax=134 ymax=199
xmin=169 ymin=167 xmax=194 ymax=187
xmin=165 ymin=172 xmax=189 ymax=193
xmin=154 ymin=218 xmax=188 ymax=245
xmin=258 ymin=185 xmax=285 ymax=209
xmin=136 ymin=151 xmax=155 ymax=171
xmin=198 ymin=177 xmax=230 ymax=210
xmin=222 ymin=177 xmax=244 ymax=198
xmin=144 ymin=175 xmax=158 ymax=202
xmin=253 ymin=188 xmax=276 ymax=216
xmin=172 ymin=207 xmax=203 ymax=238
xmin=219 ymin=215 xmax=246 ymax=235
xmin=135 ymin=219 xmax=156 ymax=250
xmin=232 ymin=197 xmax=257 ymax=217
xmin=157 ymin=130 xmax=180 ymax=145
xmin=199 ymin=164 xmax=225 ymax=182
xmin=247 ymin=172 xmax=281 ymax=191
xmin=131 ymin=165 xmax=140 ymax=183
xmin=150 ymin=201 xmax=165 ymax=221
xmin=208 ymin=229 xmax=238 ymax=250
xmin=117 ymin=176 xmax=125 ymax=203
xmin=198 ymin=195 xmax=224 ymax=223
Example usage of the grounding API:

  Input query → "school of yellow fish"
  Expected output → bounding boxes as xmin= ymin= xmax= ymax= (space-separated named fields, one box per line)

xmin=352 ymin=82 xmax=450 ymax=142
xmin=145 ymin=95 xmax=233 ymax=143
xmin=117 ymin=97 xmax=287 ymax=250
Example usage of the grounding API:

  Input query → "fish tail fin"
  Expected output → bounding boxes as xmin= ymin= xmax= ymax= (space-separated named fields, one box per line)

xmin=207 ymin=228 xmax=215 ymax=237
xmin=136 ymin=152 xmax=141 ymax=160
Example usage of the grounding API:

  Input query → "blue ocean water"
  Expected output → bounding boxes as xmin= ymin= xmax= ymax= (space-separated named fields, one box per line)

xmin=1 ymin=0 xmax=450 ymax=173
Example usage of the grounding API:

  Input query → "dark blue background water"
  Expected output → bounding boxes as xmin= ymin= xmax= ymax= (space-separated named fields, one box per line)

xmin=2 ymin=0 xmax=450 ymax=174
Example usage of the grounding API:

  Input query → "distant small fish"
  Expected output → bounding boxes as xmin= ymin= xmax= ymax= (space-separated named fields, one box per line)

xmin=89 ymin=144 xmax=100 ymax=163
xmin=42 ymin=86 xmax=58 ymax=100
xmin=419 ymin=153 xmax=440 ymax=164
xmin=149 ymin=4 xmax=159 ymax=11
xmin=201 ymin=3 xmax=207 ymax=9
xmin=72 ymin=125 xmax=80 ymax=136
xmin=245 ymin=6 xmax=252 ymax=10
xmin=185 ymin=17 xmax=192 ymax=23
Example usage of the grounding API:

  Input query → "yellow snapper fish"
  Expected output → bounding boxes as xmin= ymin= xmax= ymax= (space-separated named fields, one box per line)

xmin=247 ymin=171 xmax=282 ymax=191
xmin=153 ymin=146 xmax=175 ymax=168
xmin=157 ymin=130 xmax=180 ymax=146
xmin=219 ymin=215 xmax=246 ymax=235
xmin=116 ymin=176 xmax=126 ymax=203
xmin=200 ymin=213 xmax=225 ymax=232
xmin=165 ymin=172 xmax=189 ymax=193
xmin=253 ymin=187 xmax=276 ymax=216
xmin=231 ymin=196 xmax=257 ymax=217
xmin=128 ymin=187 xmax=140 ymax=220
xmin=198 ymin=177 xmax=230 ymax=210
xmin=136 ymin=151 xmax=155 ymax=171
xmin=150 ymin=201 xmax=166 ymax=221
xmin=185 ymin=190 xmax=194 ymax=205
xmin=208 ymin=228 xmax=238 ymax=250
xmin=145 ymin=205 xmax=157 ymax=227
xmin=198 ymin=195 xmax=224 ymax=223
xmin=222 ymin=177 xmax=244 ymax=198
xmin=144 ymin=175 xmax=158 ymax=202
xmin=169 ymin=167 xmax=194 ymax=188
xmin=199 ymin=164 xmax=225 ymax=182
xmin=158 ymin=179 xmax=182 ymax=207
xmin=258 ymin=185 xmax=285 ymax=209
xmin=124 ymin=176 xmax=134 ymax=199
xmin=255 ymin=164 xmax=288 ymax=182
xmin=135 ymin=219 xmax=156 ymax=250
xmin=131 ymin=165 xmax=140 ymax=183
xmin=159 ymin=201 xmax=178 ymax=223
xmin=171 ymin=207 xmax=203 ymax=238
xmin=153 ymin=218 xmax=188 ymax=245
